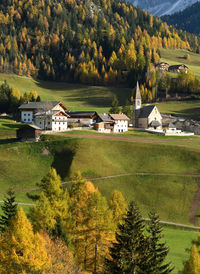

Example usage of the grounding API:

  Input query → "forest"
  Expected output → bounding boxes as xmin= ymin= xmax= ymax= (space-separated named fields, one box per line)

xmin=0 ymin=0 xmax=199 ymax=88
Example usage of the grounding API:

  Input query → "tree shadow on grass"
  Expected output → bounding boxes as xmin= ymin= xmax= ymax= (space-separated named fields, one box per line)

xmin=51 ymin=148 xmax=76 ymax=179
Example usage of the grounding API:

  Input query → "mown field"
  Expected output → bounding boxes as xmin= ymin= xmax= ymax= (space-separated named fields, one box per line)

xmin=160 ymin=48 xmax=200 ymax=78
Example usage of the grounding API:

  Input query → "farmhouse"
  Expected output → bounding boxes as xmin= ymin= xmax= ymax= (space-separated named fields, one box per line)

xmin=67 ymin=111 xmax=97 ymax=127
xmin=17 ymin=124 xmax=41 ymax=142
xmin=35 ymin=110 xmax=69 ymax=131
xmin=168 ymin=64 xmax=189 ymax=73
xmin=19 ymin=101 xmax=67 ymax=123
xmin=133 ymin=82 xmax=162 ymax=129
xmin=155 ymin=62 xmax=169 ymax=71
xmin=95 ymin=113 xmax=130 ymax=133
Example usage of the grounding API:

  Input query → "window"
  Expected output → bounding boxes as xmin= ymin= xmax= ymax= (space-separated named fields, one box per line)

xmin=28 ymin=113 xmax=30 ymax=116
xmin=24 ymin=113 xmax=26 ymax=116
xmin=24 ymin=119 xmax=26 ymax=121
xmin=48 ymin=122 xmax=50 ymax=125
xmin=28 ymin=119 xmax=30 ymax=121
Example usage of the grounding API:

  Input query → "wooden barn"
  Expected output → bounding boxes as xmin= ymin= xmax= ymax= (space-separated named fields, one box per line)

xmin=17 ymin=124 xmax=41 ymax=142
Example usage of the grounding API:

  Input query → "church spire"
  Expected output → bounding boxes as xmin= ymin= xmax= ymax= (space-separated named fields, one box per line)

xmin=135 ymin=81 xmax=142 ymax=110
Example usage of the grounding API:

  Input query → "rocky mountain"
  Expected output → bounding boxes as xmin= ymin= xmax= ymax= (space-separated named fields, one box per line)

xmin=132 ymin=0 xmax=199 ymax=16
xmin=162 ymin=2 xmax=200 ymax=34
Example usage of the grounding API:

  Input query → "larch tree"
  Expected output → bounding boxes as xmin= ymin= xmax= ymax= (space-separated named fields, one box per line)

xmin=0 ymin=189 xmax=17 ymax=232
xmin=181 ymin=245 xmax=200 ymax=274
xmin=0 ymin=208 xmax=50 ymax=273
xmin=108 ymin=190 xmax=127 ymax=227
xmin=28 ymin=168 xmax=69 ymax=236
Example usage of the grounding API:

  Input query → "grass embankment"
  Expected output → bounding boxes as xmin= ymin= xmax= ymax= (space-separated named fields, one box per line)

xmin=160 ymin=48 xmax=200 ymax=77
xmin=0 ymin=117 xmax=21 ymax=139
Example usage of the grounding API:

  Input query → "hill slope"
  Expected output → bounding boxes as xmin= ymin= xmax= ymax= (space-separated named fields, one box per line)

xmin=162 ymin=2 xmax=200 ymax=34
xmin=0 ymin=0 xmax=193 ymax=86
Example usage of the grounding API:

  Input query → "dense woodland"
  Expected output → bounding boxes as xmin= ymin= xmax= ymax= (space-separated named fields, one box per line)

xmin=0 ymin=0 xmax=199 ymax=88
xmin=162 ymin=2 xmax=200 ymax=35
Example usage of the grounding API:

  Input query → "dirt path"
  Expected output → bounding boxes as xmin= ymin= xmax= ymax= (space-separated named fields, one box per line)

xmin=55 ymin=132 xmax=200 ymax=148
xmin=189 ymin=182 xmax=200 ymax=224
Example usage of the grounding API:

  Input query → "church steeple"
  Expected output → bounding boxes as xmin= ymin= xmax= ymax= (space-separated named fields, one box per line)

xmin=135 ymin=81 xmax=142 ymax=110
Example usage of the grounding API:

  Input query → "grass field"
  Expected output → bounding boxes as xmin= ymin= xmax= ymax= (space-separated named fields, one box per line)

xmin=160 ymin=48 xmax=200 ymax=78
xmin=1 ymin=135 xmax=200 ymax=272
xmin=0 ymin=73 xmax=132 ymax=113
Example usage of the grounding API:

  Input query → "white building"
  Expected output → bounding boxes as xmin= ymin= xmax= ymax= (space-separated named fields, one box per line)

xmin=35 ymin=110 xmax=69 ymax=131
xmin=19 ymin=101 xmax=67 ymax=124
xmin=95 ymin=113 xmax=130 ymax=133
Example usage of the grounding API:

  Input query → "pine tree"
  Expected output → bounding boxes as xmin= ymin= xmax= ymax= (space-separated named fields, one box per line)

xmin=0 ymin=189 xmax=17 ymax=232
xmin=109 ymin=95 xmax=120 ymax=114
xmin=0 ymin=208 xmax=50 ymax=273
xmin=105 ymin=202 xmax=149 ymax=273
xmin=146 ymin=212 xmax=173 ymax=273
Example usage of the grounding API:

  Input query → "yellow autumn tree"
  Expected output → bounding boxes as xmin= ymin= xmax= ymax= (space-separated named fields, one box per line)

xmin=0 ymin=208 xmax=50 ymax=274
xmin=109 ymin=190 xmax=127 ymax=227
xmin=181 ymin=245 xmax=200 ymax=274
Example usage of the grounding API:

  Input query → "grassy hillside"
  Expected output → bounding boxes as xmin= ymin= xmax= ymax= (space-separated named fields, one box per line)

xmin=0 ymin=74 xmax=130 ymax=113
xmin=160 ymin=48 xmax=200 ymax=78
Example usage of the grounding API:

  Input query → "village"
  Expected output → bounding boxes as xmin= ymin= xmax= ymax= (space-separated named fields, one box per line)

xmin=16 ymin=82 xmax=195 ymax=142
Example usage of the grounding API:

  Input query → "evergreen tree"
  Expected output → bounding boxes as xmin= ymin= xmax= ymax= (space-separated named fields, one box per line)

xmin=146 ymin=212 xmax=173 ymax=273
xmin=0 ymin=189 xmax=17 ymax=232
xmin=109 ymin=95 xmax=120 ymax=114
xmin=105 ymin=202 xmax=149 ymax=273
xmin=122 ymin=99 xmax=132 ymax=119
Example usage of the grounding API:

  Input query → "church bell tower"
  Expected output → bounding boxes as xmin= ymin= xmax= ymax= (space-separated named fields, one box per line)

xmin=133 ymin=81 xmax=142 ymax=127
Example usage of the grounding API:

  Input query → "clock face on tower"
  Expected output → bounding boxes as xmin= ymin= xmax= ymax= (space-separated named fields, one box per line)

xmin=137 ymin=100 xmax=140 ymax=106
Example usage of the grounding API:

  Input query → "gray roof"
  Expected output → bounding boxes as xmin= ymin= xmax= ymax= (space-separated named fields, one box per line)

xmin=67 ymin=111 xmax=96 ymax=118
xmin=138 ymin=105 xmax=155 ymax=118
xmin=135 ymin=81 xmax=141 ymax=100
xmin=168 ymin=122 xmax=176 ymax=129
xmin=35 ymin=110 xmax=70 ymax=117
xmin=149 ymin=120 xmax=161 ymax=127
xmin=19 ymin=124 xmax=41 ymax=130
xmin=98 ymin=114 xmax=113 ymax=122
xmin=19 ymin=101 xmax=61 ymax=110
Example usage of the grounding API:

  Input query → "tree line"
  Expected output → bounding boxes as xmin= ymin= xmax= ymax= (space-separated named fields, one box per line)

xmin=0 ymin=168 xmax=174 ymax=273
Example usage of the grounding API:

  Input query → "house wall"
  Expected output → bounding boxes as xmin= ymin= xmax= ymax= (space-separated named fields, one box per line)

xmin=113 ymin=120 xmax=128 ymax=133
xmin=21 ymin=111 xmax=34 ymax=123
xmin=35 ymin=114 xmax=68 ymax=131
xmin=138 ymin=118 xmax=148 ymax=128
xmin=148 ymin=106 xmax=162 ymax=129
xmin=68 ymin=118 xmax=93 ymax=125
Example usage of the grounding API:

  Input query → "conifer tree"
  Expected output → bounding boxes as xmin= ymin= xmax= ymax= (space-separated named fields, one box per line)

xmin=109 ymin=190 xmax=127 ymax=227
xmin=146 ymin=212 xmax=173 ymax=273
xmin=29 ymin=168 xmax=69 ymax=235
xmin=109 ymin=95 xmax=120 ymax=114
xmin=0 ymin=189 xmax=17 ymax=232
xmin=105 ymin=202 xmax=149 ymax=273
xmin=0 ymin=208 xmax=50 ymax=273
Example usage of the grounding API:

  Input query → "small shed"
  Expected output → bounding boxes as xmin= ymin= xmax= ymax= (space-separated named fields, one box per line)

xmin=17 ymin=124 xmax=41 ymax=142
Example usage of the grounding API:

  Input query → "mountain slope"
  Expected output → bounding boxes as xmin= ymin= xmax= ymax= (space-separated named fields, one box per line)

xmin=162 ymin=2 xmax=200 ymax=34
xmin=0 ymin=0 xmax=194 ymax=85
xmin=132 ymin=0 xmax=199 ymax=16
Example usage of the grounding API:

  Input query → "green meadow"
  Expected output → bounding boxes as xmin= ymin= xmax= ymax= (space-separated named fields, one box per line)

xmin=160 ymin=48 xmax=200 ymax=77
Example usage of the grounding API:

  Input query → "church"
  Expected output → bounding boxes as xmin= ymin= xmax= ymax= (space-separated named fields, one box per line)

xmin=133 ymin=82 xmax=162 ymax=129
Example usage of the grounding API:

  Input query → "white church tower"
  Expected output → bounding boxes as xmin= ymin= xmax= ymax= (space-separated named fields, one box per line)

xmin=133 ymin=81 xmax=142 ymax=127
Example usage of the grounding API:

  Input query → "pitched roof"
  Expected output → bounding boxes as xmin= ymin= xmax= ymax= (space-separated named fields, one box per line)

xmin=168 ymin=122 xmax=176 ymax=129
xmin=149 ymin=120 xmax=161 ymax=127
xmin=98 ymin=114 xmax=113 ymax=122
xmin=67 ymin=111 xmax=96 ymax=118
xmin=19 ymin=101 xmax=61 ymax=110
xmin=19 ymin=124 xmax=41 ymax=130
xmin=138 ymin=105 xmax=155 ymax=118
xmin=35 ymin=110 xmax=70 ymax=117
xmin=135 ymin=81 xmax=141 ymax=100
xmin=109 ymin=114 xmax=130 ymax=121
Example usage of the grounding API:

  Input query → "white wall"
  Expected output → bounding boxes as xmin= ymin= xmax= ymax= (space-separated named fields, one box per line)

xmin=21 ymin=111 xmax=33 ymax=123
xmin=113 ymin=120 xmax=128 ymax=133
xmin=35 ymin=114 xmax=68 ymax=131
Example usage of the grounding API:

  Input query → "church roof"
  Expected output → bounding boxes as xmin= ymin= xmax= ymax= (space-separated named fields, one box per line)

xmin=138 ymin=105 xmax=155 ymax=118
xmin=135 ymin=81 xmax=141 ymax=100
xmin=149 ymin=120 xmax=161 ymax=127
